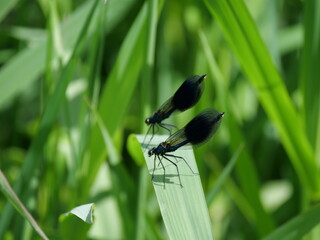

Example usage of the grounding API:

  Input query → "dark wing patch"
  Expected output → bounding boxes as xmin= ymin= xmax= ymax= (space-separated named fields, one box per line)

xmin=184 ymin=109 xmax=223 ymax=145
xmin=156 ymin=97 xmax=176 ymax=119
xmin=172 ymin=75 xmax=205 ymax=111
xmin=165 ymin=127 xmax=189 ymax=147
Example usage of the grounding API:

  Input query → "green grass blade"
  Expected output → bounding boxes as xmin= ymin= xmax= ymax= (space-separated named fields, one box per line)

xmin=140 ymin=0 xmax=159 ymax=124
xmin=0 ymin=0 xmax=135 ymax=110
xmin=6 ymin=26 xmax=45 ymax=43
xmin=0 ymin=0 xmax=99 ymax=236
xmin=0 ymin=37 xmax=47 ymax=109
xmin=199 ymin=30 xmax=275 ymax=235
xmin=135 ymin=166 xmax=149 ymax=240
xmin=208 ymin=156 xmax=256 ymax=224
xmin=87 ymin=99 xmax=135 ymax=237
xmin=127 ymin=134 xmax=151 ymax=239
xmin=135 ymin=1 xmax=159 ymax=238
xmin=98 ymin=3 xmax=147 ymax=135
xmin=0 ymin=171 xmax=49 ymax=240
xmin=300 ymin=1 xmax=320 ymax=237
xmin=137 ymin=135 xmax=213 ymax=240
xmin=301 ymin=0 xmax=320 ymax=161
xmin=279 ymin=24 xmax=303 ymax=54
xmin=0 ymin=0 xmax=18 ymax=21
xmin=85 ymin=2 xmax=148 ymax=195
xmin=86 ymin=99 xmax=120 ymax=165
xmin=127 ymin=134 xmax=145 ymax=166
xmin=206 ymin=144 xmax=243 ymax=204
xmin=204 ymin=0 xmax=318 ymax=194
xmin=262 ymin=205 xmax=320 ymax=240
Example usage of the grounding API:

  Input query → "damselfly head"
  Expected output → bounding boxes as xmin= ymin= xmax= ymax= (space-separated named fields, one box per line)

xmin=145 ymin=118 xmax=151 ymax=125
xmin=148 ymin=147 xmax=155 ymax=157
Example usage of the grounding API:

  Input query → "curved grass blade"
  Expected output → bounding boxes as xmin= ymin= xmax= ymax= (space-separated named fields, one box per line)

xmin=0 ymin=0 xmax=99 ymax=236
xmin=85 ymin=2 xmax=149 ymax=195
xmin=87 ymin=99 xmax=134 ymax=237
xmin=206 ymin=144 xmax=244 ymax=204
xmin=0 ymin=0 xmax=135 ymax=109
xmin=262 ymin=205 xmax=320 ymax=240
xmin=301 ymin=0 xmax=320 ymax=162
xmin=199 ymin=30 xmax=275 ymax=235
xmin=0 ymin=171 xmax=48 ymax=240
xmin=204 ymin=0 xmax=319 ymax=195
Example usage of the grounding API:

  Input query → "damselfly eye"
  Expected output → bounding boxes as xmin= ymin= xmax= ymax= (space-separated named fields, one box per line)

xmin=148 ymin=148 xmax=154 ymax=156
xmin=145 ymin=118 xmax=150 ymax=125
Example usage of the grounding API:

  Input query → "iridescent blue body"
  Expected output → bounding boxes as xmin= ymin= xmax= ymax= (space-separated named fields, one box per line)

xmin=146 ymin=108 xmax=175 ymax=125
xmin=148 ymin=141 xmax=188 ymax=156
xmin=148 ymin=109 xmax=225 ymax=187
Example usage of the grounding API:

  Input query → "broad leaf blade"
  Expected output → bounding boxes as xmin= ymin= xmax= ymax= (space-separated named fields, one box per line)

xmin=137 ymin=135 xmax=213 ymax=240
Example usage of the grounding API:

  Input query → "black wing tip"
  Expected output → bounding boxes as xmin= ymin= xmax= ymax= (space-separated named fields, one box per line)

xmin=216 ymin=112 xmax=225 ymax=121
xmin=185 ymin=74 xmax=207 ymax=83
xmin=198 ymin=74 xmax=207 ymax=83
xmin=200 ymin=109 xmax=224 ymax=115
xmin=197 ymin=109 xmax=225 ymax=122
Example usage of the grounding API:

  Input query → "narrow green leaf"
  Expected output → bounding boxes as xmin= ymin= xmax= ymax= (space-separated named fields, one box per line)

xmin=140 ymin=0 xmax=159 ymax=125
xmin=137 ymin=135 xmax=213 ymax=240
xmin=0 ymin=0 xmax=18 ymax=22
xmin=0 ymin=0 xmax=99 ymax=236
xmin=48 ymin=0 xmax=67 ymax=61
xmin=85 ymin=2 xmax=148 ymax=195
xmin=7 ymin=26 xmax=45 ymax=43
xmin=199 ymin=30 xmax=275 ymax=235
xmin=135 ymin=166 xmax=149 ymax=240
xmin=98 ymin=4 xmax=147 ymax=135
xmin=127 ymin=134 xmax=144 ymax=166
xmin=208 ymin=156 xmax=256 ymax=224
xmin=301 ymin=0 xmax=320 ymax=163
xmin=206 ymin=144 xmax=243 ymax=204
xmin=262 ymin=205 xmax=320 ymax=240
xmin=0 ymin=171 xmax=49 ymax=240
xmin=86 ymin=98 xmax=135 ymax=237
xmin=0 ymin=0 xmax=135 ymax=110
xmin=279 ymin=24 xmax=303 ymax=54
xmin=204 ymin=0 xmax=319 ymax=195
xmin=86 ymin=99 xmax=120 ymax=165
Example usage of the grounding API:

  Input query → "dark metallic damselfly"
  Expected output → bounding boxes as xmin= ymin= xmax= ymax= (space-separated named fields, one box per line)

xmin=148 ymin=109 xmax=225 ymax=187
xmin=144 ymin=74 xmax=207 ymax=143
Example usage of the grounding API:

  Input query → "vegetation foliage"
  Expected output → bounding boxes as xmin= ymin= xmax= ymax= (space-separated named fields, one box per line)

xmin=0 ymin=0 xmax=320 ymax=239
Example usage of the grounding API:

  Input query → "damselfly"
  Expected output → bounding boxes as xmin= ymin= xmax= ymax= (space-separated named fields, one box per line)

xmin=144 ymin=74 xmax=207 ymax=143
xmin=148 ymin=109 xmax=224 ymax=187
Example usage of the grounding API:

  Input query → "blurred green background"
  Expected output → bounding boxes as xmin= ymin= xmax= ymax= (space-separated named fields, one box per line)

xmin=1 ymin=0 xmax=320 ymax=239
